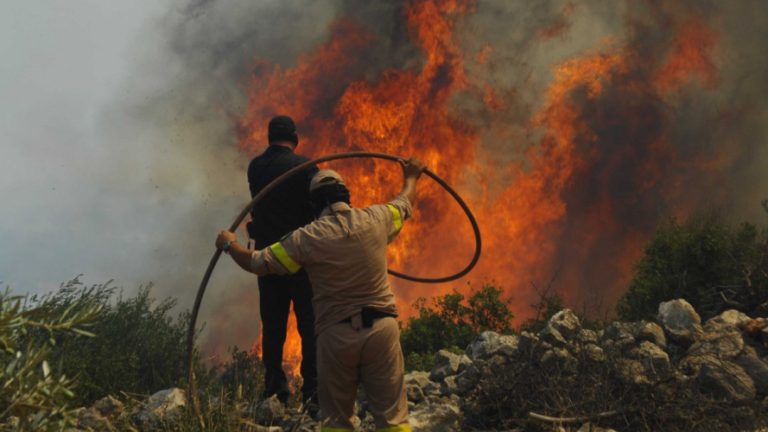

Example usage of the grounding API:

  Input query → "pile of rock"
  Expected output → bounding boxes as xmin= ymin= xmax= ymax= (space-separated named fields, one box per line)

xmin=405 ymin=299 xmax=768 ymax=431
xmin=71 ymin=388 xmax=190 ymax=431
xmin=65 ymin=298 xmax=768 ymax=431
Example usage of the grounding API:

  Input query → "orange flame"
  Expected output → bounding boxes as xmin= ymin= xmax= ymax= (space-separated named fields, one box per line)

xmin=251 ymin=305 xmax=303 ymax=387
xmin=238 ymin=1 xmax=722 ymax=380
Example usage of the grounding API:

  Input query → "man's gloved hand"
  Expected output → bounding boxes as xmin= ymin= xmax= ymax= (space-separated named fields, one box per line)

xmin=216 ymin=230 xmax=237 ymax=250
xmin=402 ymin=157 xmax=425 ymax=179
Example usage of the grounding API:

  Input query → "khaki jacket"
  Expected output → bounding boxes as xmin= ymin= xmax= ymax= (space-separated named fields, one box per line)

xmin=251 ymin=195 xmax=412 ymax=335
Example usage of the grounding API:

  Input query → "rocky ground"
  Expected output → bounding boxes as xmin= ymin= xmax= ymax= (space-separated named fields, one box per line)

xmin=405 ymin=298 xmax=768 ymax=431
xmin=57 ymin=298 xmax=768 ymax=431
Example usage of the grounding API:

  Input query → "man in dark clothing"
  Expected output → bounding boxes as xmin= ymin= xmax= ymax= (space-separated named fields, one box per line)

xmin=246 ymin=115 xmax=318 ymax=405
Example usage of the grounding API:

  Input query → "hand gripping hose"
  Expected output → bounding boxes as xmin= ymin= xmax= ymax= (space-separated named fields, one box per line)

xmin=186 ymin=152 xmax=482 ymax=426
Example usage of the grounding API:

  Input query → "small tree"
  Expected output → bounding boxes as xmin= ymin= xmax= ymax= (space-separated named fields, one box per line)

xmin=618 ymin=207 xmax=768 ymax=321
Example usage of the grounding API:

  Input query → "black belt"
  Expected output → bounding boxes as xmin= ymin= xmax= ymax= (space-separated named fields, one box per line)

xmin=339 ymin=306 xmax=397 ymax=328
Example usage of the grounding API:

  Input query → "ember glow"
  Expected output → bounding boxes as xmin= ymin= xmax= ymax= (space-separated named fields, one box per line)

xmin=240 ymin=1 xmax=732 ymax=382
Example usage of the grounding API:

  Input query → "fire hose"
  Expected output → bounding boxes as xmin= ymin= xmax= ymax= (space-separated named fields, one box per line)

xmin=186 ymin=151 xmax=482 ymax=426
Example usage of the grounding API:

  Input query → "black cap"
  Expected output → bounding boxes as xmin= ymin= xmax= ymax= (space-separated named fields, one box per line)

xmin=268 ymin=115 xmax=299 ymax=145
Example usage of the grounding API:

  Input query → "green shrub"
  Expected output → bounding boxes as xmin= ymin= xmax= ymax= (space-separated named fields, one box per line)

xmin=21 ymin=277 xmax=205 ymax=406
xmin=0 ymin=285 xmax=101 ymax=430
xmin=2 ymin=277 xmax=277 ymax=430
xmin=617 ymin=209 xmax=768 ymax=321
xmin=400 ymin=285 xmax=514 ymax=370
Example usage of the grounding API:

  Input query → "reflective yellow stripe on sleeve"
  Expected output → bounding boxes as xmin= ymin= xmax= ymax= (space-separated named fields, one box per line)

xmin=387 ymin=204 xmax=403 ymax=232
xmin=376 ymin=424 xmax=412 ymax=432
xmin=268 ymin=242 xmax=301 ymax=273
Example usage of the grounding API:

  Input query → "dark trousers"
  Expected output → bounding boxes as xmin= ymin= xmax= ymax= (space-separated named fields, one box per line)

xmin=258 ymin=271 xmax=317 ymax=403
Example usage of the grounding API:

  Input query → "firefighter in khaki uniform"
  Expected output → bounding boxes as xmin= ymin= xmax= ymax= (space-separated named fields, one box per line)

xmin=216 ymin=158 xmax=425 ymax=432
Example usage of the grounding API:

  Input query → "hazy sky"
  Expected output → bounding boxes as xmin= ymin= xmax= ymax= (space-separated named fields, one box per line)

xmin=1 ymin=1 xmax=171 ymax=293
xmin=0 ymin=1 xmax=293 ymax=356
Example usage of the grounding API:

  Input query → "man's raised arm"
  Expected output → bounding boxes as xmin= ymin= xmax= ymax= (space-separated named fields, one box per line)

xmin=398 ymin=157 xmax=426 ymax=203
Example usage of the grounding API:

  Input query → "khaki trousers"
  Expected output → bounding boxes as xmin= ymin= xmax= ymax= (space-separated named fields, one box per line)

xmin=317 ymin=316 xmax=410 ymax=432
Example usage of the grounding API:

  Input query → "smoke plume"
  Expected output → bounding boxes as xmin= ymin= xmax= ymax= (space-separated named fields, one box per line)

xmin=19 ymin=0 xmax=763 ymax=358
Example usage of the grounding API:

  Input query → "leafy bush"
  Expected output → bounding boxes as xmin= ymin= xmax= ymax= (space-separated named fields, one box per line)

xmin=2 ymin=277 xmax=280 ymax=430
xmin=0 ymin=286 xmax=101 ymax=430
xmin=400 ymin=285 xmax=514 ymax=370
xmin=20 ymin=277 xmax=205 ymax=406
xmin=618 ymin=208 xmax=768 ymax=322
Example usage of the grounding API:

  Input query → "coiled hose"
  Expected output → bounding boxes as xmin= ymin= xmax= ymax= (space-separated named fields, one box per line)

xmin=186 ymin=151 xmax=482 ymax=427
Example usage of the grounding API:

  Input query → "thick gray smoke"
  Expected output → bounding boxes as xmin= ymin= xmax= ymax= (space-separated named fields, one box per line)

xmin=154 ymin=0 xmax=767 ymax=343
